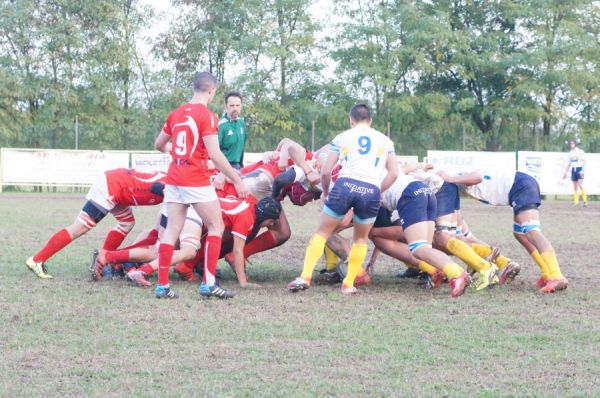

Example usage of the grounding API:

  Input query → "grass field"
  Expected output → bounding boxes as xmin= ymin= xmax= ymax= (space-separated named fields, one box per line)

xmin=1 ymin=193 xmax=600 ymax=397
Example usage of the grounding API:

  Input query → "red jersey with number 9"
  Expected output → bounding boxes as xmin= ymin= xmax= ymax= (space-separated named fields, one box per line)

xmin=162 ymin=102 xmax=218 ymax=186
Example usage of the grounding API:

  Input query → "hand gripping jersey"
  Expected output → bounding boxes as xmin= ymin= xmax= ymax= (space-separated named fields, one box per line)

xmin=162 ymin=102 xmax=219 ymax=187
xmin=567 ymin=148 xmax=585 ymax=169
xmin=461 ymin=170 xmax=516 ymax=206
xmin=105 ymin=168 xmax=166 ymax=206
xmin=330 ymin=125 xmax=394 ymax=186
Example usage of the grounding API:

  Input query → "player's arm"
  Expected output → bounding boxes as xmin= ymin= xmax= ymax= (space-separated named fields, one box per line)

xmin=321 ymin=151 xmax=340 ymax=198
xmin=380 ymin=153 xmax=399 ymax=193
xmin=438 ymin=170 xmax=483 ymax=186
xmin=402 ymin=162 xmax=433 ymax=174
xmin=288 ymin=144 xmax=319 ymax=185
xmin=230 ymin=235 xmax=258 ymax=288
xmin=563 ymin=157 xmax=570 ymax=178
xmin=154 ymin=132 xmax=171 ymax=153
xmin=204 ymin=135 xmax=249 ymax=198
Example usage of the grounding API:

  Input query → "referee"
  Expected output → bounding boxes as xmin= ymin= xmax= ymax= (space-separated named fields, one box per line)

xmin=218 ymin=91 xmax=247 ymax=169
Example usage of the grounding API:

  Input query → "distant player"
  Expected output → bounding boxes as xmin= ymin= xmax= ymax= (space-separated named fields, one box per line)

xmin=438 ymin=169 xmax=569 ymax=293
xmin=287 ymin=103 xmax=399 ymax=294
xmin=563 ymin=139 xmax=587 ymax=206
xmin=25 ymin=168 xmax=165 ymax=279
xmin=153 ymin=71 xmax=248 ymax=299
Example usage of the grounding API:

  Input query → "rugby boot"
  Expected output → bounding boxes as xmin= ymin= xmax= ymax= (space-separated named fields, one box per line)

xmin=354 ymin=270 xmax=371 ymax=287
xmin=315 ymin=269 xmax=342 ymax=285
xmin=25 ymin=257 xmax=53 ymax=279
xmin=424 ymin=270 xmax=444 ymax=290
xmin=340 ymin=284 xmax=358 ymax=295
xmin=174 ymin=263 xmax=199 ymax=282
xmin=449 ymin=272 xmax=470 ymax=297
xmin=473 ymin=263 xmax=498 ymax=291
xmin=498 ymin=261 xmax=521 ymax=285
xmin=287 ymin=277 xmax=311 ymax=292
xmin=535 ymin=276 xmax=547 ymax=289
xmin=540 ymin=278 xmax=569 ymax=293
xmin=199 ymin=283 xmax=236 ymax=299
xmin=155 ymin=284 xmax=178 ymax=299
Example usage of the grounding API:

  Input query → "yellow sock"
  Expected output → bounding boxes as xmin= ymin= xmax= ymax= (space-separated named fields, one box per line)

xmin=324 ymin=245 xmax=339 ymax=271
xmin=418 ymin=261 xmax=437 ymax=276
xmin=470 ymin=243 xmax=511 ymax=269
xmin=494 ymin=255 xmax=511 ymax=269
xmin=300 ymin=234 xmax=327 ymax=280
xmin=531 ymin=250 xmax=550 ymax=279
xmin=541 ymin=250 xmax=564 ymax=280
xmin=581 ymin=190 xmax=588 ymax=203
xmin=573 ymin=192 xmax=580 ymax=205
xmin=470 ymin=243 xmax=492 ymax=258
xmin=446 ymin=238 xmax=490 ymax=272
xmin=442 ymin=263 xmax=464 ymax=279
xmin=342 ymin=243 xmax=368 ymax=287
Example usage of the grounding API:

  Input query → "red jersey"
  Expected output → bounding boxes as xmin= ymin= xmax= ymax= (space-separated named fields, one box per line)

xmin=105 ymin=168 xmax=165 ymax=206
xmin=219 ymin=196 xmax=257 ymax=240
xmin=162 ymin=102 xmax=218 ymax=187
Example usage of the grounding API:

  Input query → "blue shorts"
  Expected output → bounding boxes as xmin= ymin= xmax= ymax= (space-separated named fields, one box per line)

xmin=324 ymin=177 xmax=381 ymax=224
xmin=571 ymin=167 xmax=584 ymax=181
xmin=397 ymin=181 xmax=437 ymax=228
xmin=509 ymin=172 xmax=541 ymax=215
xmin=373 ymin=207 xmax=401 ymax=228
xmin=435 ymin=182 xmax=460 ymax=218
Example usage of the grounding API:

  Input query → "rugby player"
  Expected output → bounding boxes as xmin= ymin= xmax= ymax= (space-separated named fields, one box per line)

xmin=438 ymin=169 xmax=569 ymax=293
xmin=287 ymin=103 xmax=399 ymax=294
xmin=25 ymin=168 xmax=165 ymax=279
xmin=563 ymin=139 xmax=587 ymax=206
xmin=153 ymin=71 xmax=248 ymax=299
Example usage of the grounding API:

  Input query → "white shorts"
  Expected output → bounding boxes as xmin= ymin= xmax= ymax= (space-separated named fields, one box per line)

xmin=86 ymin=174 xmax=115 ymax=211
xmin=164 ymin=184 xmax=218 ymax=204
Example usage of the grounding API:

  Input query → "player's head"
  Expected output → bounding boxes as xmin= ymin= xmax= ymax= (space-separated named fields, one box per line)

xmin=286 ymin=183 xmax=322 ymax=206
xmin=569 ymin=139 xmax=577 ymax=149
xmin=255 ymin=196 xmax=283 ymax=227
xmin=349 ymin=103 xmax=372 ymax=127
xmin=193 ymin=71 xmax=218 ymax=102
xmin=225 ymin=91 xmax=242 ymax=120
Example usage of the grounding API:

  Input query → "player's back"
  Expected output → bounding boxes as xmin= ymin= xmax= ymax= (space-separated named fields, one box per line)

xmin=163 ymin=102 xmax=218 ymax=186
xmin=105 ymin=168 xmax=165 ymax=206
xmin=332 ymin=125 xmax=394 ymax=187
xmin=462 ymin=169 xmax=515 ymax=206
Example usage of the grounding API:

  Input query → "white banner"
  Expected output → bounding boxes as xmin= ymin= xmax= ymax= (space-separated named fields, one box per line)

xmin=130 ymin=152 xmax=172 ymax=173
xmin=426 ymin=150 xmax=516 ymax=175
xmin=518 ymin=151 xmax=600 ymax=195
xmin=397 ymin=155 xmax=419 ymax=166
xmin=1 ymin=148 xmax=129 ymax=185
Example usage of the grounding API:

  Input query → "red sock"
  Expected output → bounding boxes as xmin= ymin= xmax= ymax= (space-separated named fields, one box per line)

xmin=105 ymin=249 xmax=130 ymax=264
xmin=203 ymin=235 xmax=222 ymax=285
xmin=102 ymin=229 xmax=127 ymax=251
xmin=182 ymin=250 xmax=203 ymax=273
xmin=243 ymin=230 xmax=277 ymax=258
xmin=120 ymin=229 xmax=159 ymax=250
xmin=33 ymin=228 xmax=73 ymax=263
xmin=139 ymin=263 xmax=155 ymax=276
xmin=157 ymin=244 xmax=174 ymax=286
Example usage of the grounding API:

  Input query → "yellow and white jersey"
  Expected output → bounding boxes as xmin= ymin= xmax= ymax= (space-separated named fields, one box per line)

xmin=567 ymin=148 xmax=585 ymax=169
xmin=330 ymin=125 xmax=395 ymax=187
xmin=461 ymin=170 xmax=515 ymax=206
xmin=381 ymin=174 xmax=417 ymax=212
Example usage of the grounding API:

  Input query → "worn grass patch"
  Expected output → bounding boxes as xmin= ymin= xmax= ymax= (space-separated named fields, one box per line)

xmin=1 ymin=193 xmax=599 ymax=397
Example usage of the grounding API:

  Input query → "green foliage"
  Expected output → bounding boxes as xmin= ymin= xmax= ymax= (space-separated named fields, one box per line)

xmin=1 ymin=0 xmax=600 ymax=155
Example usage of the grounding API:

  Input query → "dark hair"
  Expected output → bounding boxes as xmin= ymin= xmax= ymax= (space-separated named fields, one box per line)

xmin=193 ymin=71 xmax=217 ymax=93
xmin=225 ymin=91 xmax=242 ymax=104
xmin=349 ymin=103 xmax=371 ymax=122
